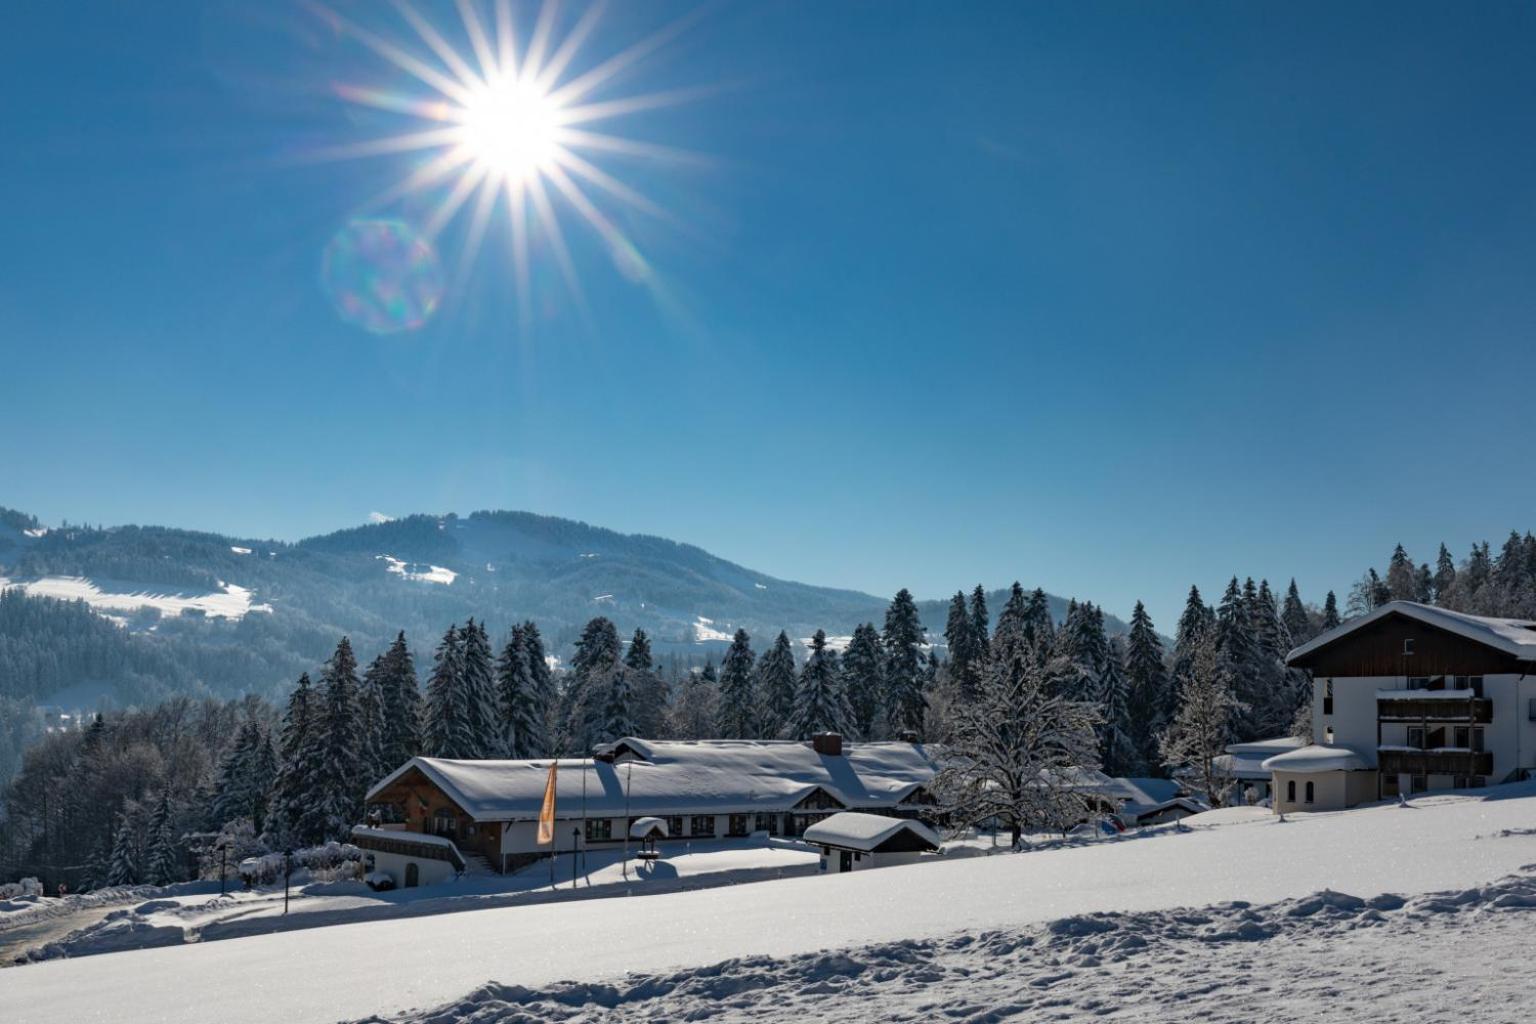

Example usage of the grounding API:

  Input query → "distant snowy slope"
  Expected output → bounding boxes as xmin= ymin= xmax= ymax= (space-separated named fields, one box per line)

xmin=6 ymin=784 xmax=1536 ymax=1024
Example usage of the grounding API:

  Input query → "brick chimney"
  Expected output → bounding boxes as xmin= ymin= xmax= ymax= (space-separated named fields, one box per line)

xmin=811 ymin=732 xmax=843 ymax=756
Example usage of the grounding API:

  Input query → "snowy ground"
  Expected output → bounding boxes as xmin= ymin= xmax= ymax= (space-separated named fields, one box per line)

xmin=6 ymin=786 xmax=1536 ymax=1023
xmin=0 ymin=838 xmax=820 ymax=965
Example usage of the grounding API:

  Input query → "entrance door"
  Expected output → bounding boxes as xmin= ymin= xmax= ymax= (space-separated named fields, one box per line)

xmin=838 ymin=850 xmax=853 ymax=873
xmin=405 ymin=862 xmax=419 ymax=888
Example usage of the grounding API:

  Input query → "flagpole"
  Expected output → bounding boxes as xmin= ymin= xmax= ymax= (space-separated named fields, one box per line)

xmin=580 ymin=755 xmax=589 ymax=886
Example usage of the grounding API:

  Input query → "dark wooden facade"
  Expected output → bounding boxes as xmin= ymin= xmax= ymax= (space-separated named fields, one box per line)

xmin=1287 ymin=610 xmax=1532 ymax=677
xmin=367 ymin=766 xmax=503 ymax=865
xmin=1379 ymin=749 xmax=1493 ymax=777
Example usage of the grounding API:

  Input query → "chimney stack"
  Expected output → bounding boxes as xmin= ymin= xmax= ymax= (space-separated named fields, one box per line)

xmin=811 ymin=732 xmax=843 ymax=756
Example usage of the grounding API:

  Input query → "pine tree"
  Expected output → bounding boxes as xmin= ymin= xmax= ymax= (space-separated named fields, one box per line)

xmin=315 ymin=637 xmax=363 ymax=840
xmin=1281 ymin=579 xmax=1311 ymax=646
xmin=460 ymin=620 xmax=499 ymax=759
xmin=943 ymin=592 xmax=980 ymax=702
xmin=373 ymin=632 xmax=421 ymax=771
xmin=625 ymin=629 xmax=653 ymax=673
xmin=1161 ymin=631 xmax=1245 ymax=806
xmin=1124 ymin=600 xmax=1170 ymax=774
xmin=1098 ymin=637 xmax=1137 ymax=777
xmin=1386 ymin=544 xmax=1418 ymax=601
xmin=106 ymin=811 xmax=138 ymax=887
xmin=143 ymin=792 xmax=178 ymax=886
xmin=840 ymin=623 xmax=885 ymax=739
xmin=788 ymin=630 xmax=852 ymax=739
xmin=1321 ymin=591 xmax=1341 ymax=630
xmin=994 ymin=583 xmax=1028 ymax=649
xmin=274 ymin=673 xmax=325 ymax=845
xmin=496 ymin=624 xmax=543 ymax=758
xmin=755 ymin=632 xmax=798 ymax=738
xmin=716 ymin=629 xmax=758 ymax=739
xmin=670 ymin=662 xmax=719 ymax=739
xmin=358 ymin=653 xmax=390 ymax=782
xmin=521 ymin=621 xmax=558 ymax=756
xmin=882 ymin=589 xmax=927 ymax=737
xmin=424 ymin=625 xmax=470 ymax=759
xmin=968 ymin=585 xmax=991 ymax=665
xmin=598 ymin=662 xmax=635 ymax=745
xmin=570 ymin=617 xmax=622 ymax=751
xmin=1432 ymin=544 xmax=1457 ymax=605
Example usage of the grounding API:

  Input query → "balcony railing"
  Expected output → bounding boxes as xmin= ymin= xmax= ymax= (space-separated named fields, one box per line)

xmin=1376 ymin=696 xmax=1492 ymax=723
xmin=1378 ymin=748 xmax=1492 ymax=776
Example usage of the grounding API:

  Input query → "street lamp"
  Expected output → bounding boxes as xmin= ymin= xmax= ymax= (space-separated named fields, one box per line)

xmin=282 ymin=850 xmax=293 ymax=915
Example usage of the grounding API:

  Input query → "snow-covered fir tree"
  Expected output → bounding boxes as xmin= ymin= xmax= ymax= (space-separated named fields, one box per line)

xmin=1022 ymin=587 xmax=1056 ymax=655
xmin=519 ymin=621 xmax=559 ymax=756
xmin=143 ymin=792 xmax=178 ymax=886
xmin=106 ymin=810 xmax=139 ymax=887
xmin=460 ymin=620 xmax=499 ymax=759
xmin=716 ymin=629 xmax=758 ymax=739
xmin=1161 ymin=630 xmax=1245 ymax=806
xmin=315 ymin=637 xmax=363 ymax=840
xmin=968 ymin=585 xmax=991 ymax=665
xmin=1123 ymin=600 xmax=1169 ymax=773
xmin=569 ymin=617 xmax=622 ymax=751
xmin=624 ymin=628 xmax=670 ymax=740
xmin=1433 ymin=544 xmax=1457 ymax=604
xmin=944 ymin=592 xmax=982 ymax=703
xmin=936 ymin=621 xmax=1101 ymax=846
xmin=1321 ymin=590 xmax=1341 ymax=630
xmin=377 ymin=632 xmax=422 ymax=771
xmin=211 ymin=721 xmax=276 ymax=833
xmin=788 ymin=630 xmax=852 ymax=739
xmin=1097 ymin=637 xmax=1138 ymax=777
xmin=754 ymin=631 xmax=798 ymax=738
xmin=358 ymin=653 xmax=391 ymax=783
xmin=496 ymin=624 xmax=542 ymax=758
xmin=424 ymin=625 xmax=471 ymax=759
xmin=1281 ymin=579 xmax=1312 ymax=646
xmin=840 ymin=623 xmax=884 ymax=739
xmin=1386 ymin=543 xmax=1418 ymax=602
xmin=669 ymin=662 xmax=720 ymax=739
xmin=273 ymin=672 xmax=325 ymax=845
xmin=882 ymin=589 xmax=928 ymax=738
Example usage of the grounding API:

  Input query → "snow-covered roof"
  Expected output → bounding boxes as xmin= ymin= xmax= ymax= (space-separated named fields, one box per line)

xmin=1210 ymin=753 xmax=1275 ymax=780
xmin=1287 ymin=601 xmax=1536 ymax=665
xmin=1114 ymin=777 xmax=1183 ymax=806
xmin=366 ymin=738 xmax=940 ymax=823
xmin=1261 ymin=744 xmax=1375 ymax=773
xmin=1225 ymin=737 xmax=1306 ymax=756
xmin=350 ymin=825 xmax=461 ymax=851
xmin=802 ymin=812 xmax=941 ymax=853
xmin=629 ymin=816 xmax=668 ymax=839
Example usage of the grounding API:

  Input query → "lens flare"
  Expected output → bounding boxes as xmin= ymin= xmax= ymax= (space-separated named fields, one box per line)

xmin=310 ymin=1 xmax=705 ymax=326
xmin=321 ymin=219 xmax=445 ymax=334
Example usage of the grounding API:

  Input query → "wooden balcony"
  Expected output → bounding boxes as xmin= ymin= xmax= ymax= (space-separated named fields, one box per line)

xmin=1378 ymin=748 xmax=1493 ymax=776
xmin=1376 ymin=696 xmax=1492 ymax=723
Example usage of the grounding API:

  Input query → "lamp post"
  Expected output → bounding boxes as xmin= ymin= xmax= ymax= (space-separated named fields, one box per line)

xmin=218 ymin=843 xmax=228 ymax=896
xmin=282 ymin=850 xmax=293 ymax=915
xmin=571 ymin=827 xmax=580 ymax=889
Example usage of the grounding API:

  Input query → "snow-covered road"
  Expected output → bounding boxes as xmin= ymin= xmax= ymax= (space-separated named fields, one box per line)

xmin=5 ymin=788 xmax=1536 ymax=1024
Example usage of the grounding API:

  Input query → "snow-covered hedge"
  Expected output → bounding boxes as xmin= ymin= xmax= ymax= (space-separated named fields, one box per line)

xmin=237 ymin=842 xmax=364 ymax=886
xmin=0 ymin=877 xmax=44 ymax=900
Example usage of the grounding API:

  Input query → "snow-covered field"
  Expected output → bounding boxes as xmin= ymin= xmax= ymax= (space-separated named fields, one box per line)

xmin=0 ymin=576 xmax=271 ymax=621
xmin=5 ymin=787 xmax=1536 ymax=1024
xmin=376 ymin=555 xmax=457 ymax=585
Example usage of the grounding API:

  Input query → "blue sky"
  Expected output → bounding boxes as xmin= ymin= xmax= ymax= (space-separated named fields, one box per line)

xmin=3 ymin=1 xmax=1535 ymax=629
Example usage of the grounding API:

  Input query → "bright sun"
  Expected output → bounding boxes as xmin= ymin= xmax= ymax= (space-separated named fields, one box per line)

xmin=457 ymin=79 xmax=562 ymax=183
xmin=314 ymin=0 xmax=700 ymax=325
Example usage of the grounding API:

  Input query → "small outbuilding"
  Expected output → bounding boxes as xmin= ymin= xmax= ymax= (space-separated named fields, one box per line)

xmin=351 ymin=825 xmax=465 ymax=889
xmin=803 ymin=811 xmax=941 ymax=873
xmin=1262 ymin=744 xmax=1377 ymax=813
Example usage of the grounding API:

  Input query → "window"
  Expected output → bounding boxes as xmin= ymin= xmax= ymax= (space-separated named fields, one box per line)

xmin=1382 ymin=774 xmax=1400 ymax=798
xmin=667 ymin=815 xmax=684 ymax=838
xmin=1403 ymin=638 xmax=1415 ymax=656
xmin=1408 ymin=676 xmax=1429 ymax=689
xmin=584 ymin=818 xmax=612 ymax=842
xmin=1454 ymin=727 xmax=1470 ymax=749
xmin=1286 ymin=780 xmax=1296 ymax=803
xmin=1528 ymin=698 xmax=1536 ymax=722
xmin=1411 ymin=774 xmax=1427 ymax=793
xmin=754 ymin=812 xmax=778 ymax=835
xmin=728 ymin=814 xmax=749 ymax=837
xmin=1323 ymin=679 xmax=1334 ymax=716
xmin=1407 ymin=727 xmax=1425 ymax=749
xmin=1455 ymin=675 xmax=1484 ymax=695
xmin=690 ymin=815 xmax=716 ymax=837
xmin=1304 ymin=781 xmax=1314 ymax=804
xmin=431 ymin=809 xmax=457 ymax=838
xmin=1472 ymin=728 xmax=1485 ymax=753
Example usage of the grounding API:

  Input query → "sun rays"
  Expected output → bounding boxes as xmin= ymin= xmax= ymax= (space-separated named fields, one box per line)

xmin=309 ymin=0 xmax=701 ymax=327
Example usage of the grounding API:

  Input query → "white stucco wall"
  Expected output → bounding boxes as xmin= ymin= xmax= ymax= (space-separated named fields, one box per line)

xmin=369 ymin=849 xmax=458 ymax=889
xmin=1314 ymin=673 xmax=1536 ymax=785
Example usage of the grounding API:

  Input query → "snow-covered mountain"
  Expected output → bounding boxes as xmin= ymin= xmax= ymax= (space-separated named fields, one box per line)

xmin=0 ymin=505 xmax=1130 ymax=707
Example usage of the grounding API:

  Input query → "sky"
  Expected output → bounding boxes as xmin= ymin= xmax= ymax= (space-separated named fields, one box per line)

xmin=3 ymin=0 xmax=1536 ymax=629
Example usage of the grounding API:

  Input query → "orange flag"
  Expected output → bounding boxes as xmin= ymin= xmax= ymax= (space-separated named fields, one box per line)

xmin=536 ymin=762 xmax=558 ymax=846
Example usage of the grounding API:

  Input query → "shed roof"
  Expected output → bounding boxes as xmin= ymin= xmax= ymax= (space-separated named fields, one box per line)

xmin=365 ymin=737 xmax=940 ymax=822
xmin=802 ymin=812 xmax=942 ymax=853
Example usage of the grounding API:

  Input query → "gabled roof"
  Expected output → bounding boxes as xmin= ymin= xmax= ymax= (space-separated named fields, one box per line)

xmin=802 ymin=811 xmax=942 ymax=853
xmin=1286 ymin=601 xmax=1536 ymax=666
xmin=365 ymin=737 xmax=940 ymax=823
